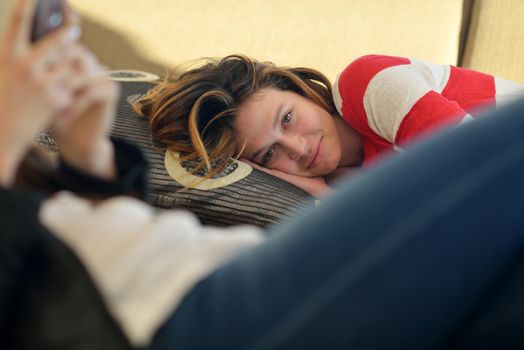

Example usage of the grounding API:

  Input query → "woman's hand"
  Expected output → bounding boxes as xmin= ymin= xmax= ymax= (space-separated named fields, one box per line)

xmin=48 ymin=44 xmax=120 ymax=181
xmin=0 ymin=0 xmax=120 ymax=186
xmin=240 ymin=158 xmax=333 ymax=198
xmin=0 ymin=0 xmax=82 ymax=186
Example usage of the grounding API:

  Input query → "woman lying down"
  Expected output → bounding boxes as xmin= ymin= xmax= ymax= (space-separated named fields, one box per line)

xmin=135 ymin=54 xmax=524 ymax=197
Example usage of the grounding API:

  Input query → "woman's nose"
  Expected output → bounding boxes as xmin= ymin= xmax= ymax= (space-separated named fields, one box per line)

xmin=281 ymin=135 xmax=307 ymax=161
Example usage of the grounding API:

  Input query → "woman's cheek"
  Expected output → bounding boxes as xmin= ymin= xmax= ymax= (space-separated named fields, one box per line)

xmin=272 ymin=157 xmax=293 ymax=173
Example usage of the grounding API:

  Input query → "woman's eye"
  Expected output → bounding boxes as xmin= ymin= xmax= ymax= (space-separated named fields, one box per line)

xmin=262 ymin=148 xmax=274 ymax=165
xmin=282 ymin=112 xmax=292 ymax=126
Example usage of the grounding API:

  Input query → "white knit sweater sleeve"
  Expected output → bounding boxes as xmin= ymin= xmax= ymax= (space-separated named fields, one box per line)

xmin=39 ymin=192 xmax=265 ymax=347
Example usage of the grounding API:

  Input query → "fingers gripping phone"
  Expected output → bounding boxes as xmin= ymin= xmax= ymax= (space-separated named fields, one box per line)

xmin=31 ymin=0 xmax=65 ymax=42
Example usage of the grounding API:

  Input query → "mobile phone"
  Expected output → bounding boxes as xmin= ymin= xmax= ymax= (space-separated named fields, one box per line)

xmin=30 ymin=0 xmax=65 ymax=42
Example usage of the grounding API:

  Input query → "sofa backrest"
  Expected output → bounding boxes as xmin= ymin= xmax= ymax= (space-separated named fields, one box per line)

xmin=461 ymin=0 xmax=524 ymax=82
xmin=3 ymin=1 xmax=523 ymax=83
xmin=66 ymin=0 xmax=467 ymax=82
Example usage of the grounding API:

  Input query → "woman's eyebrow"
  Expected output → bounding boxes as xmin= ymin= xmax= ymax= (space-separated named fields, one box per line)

xmin=250 ymin=103 xmax=284 ymax=160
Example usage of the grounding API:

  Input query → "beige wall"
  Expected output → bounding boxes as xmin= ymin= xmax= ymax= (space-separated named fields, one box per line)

xmin=5 ymin=1 xmax=522 ymax=83
xmin=68 ymin=0 xmax=466 ymax=82
xmin=462 ymin=0 xmax=524 ymax=82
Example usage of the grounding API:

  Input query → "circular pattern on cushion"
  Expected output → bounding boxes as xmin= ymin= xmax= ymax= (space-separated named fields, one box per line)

xmin=164 ymin=150 xmax=252 ymax=190
xmin=108 ymin=70 xmax=160 ymax=82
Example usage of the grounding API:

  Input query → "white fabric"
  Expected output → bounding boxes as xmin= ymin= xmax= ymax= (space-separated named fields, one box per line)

xmin=39 ymin=192 xmax=265 ymax=347
xmin=494 ymin=77 xmax=524 ymax=106
xmin=363 ymin=59 xmax=451 ymax=143
xmin=332 ymin=74 xmax=344 ymax=117
xmin=458 ymin=113 xmax=475 ymax=125
xmin=410 ymin=59 xmax=451 ymax=93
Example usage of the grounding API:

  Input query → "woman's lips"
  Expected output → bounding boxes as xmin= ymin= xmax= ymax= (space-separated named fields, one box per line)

xmin=308 ymin=137 xmax=323 ymax=169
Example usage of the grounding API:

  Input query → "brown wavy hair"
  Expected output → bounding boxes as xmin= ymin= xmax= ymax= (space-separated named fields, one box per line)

xmin=134 ymin=54 xmax=337 ymax=177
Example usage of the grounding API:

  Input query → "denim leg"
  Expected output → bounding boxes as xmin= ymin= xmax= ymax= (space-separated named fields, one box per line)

xmin=455 ymin=257 xmax=524 ymax=350
xmin=150 ymin=99 xmax=524 ymax=350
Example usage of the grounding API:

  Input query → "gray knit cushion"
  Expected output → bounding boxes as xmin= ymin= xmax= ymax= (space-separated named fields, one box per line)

xmin=111 ymin=80 xmax=313 ymax=227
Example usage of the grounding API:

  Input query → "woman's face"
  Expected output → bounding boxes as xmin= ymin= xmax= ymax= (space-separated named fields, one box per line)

xmin=235 ymin=88 xmax=359 ymax=177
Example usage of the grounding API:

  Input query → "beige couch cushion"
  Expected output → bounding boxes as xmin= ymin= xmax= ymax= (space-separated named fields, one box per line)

xmin=69 ymin=0 xmax=467 ymax=82
xmin=461 ymin=0 xmax=524 ymax=82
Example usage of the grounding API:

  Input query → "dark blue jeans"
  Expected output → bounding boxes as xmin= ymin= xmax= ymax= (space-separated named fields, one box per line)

xmin=150 ymin=99 xmax=524 ymax=350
